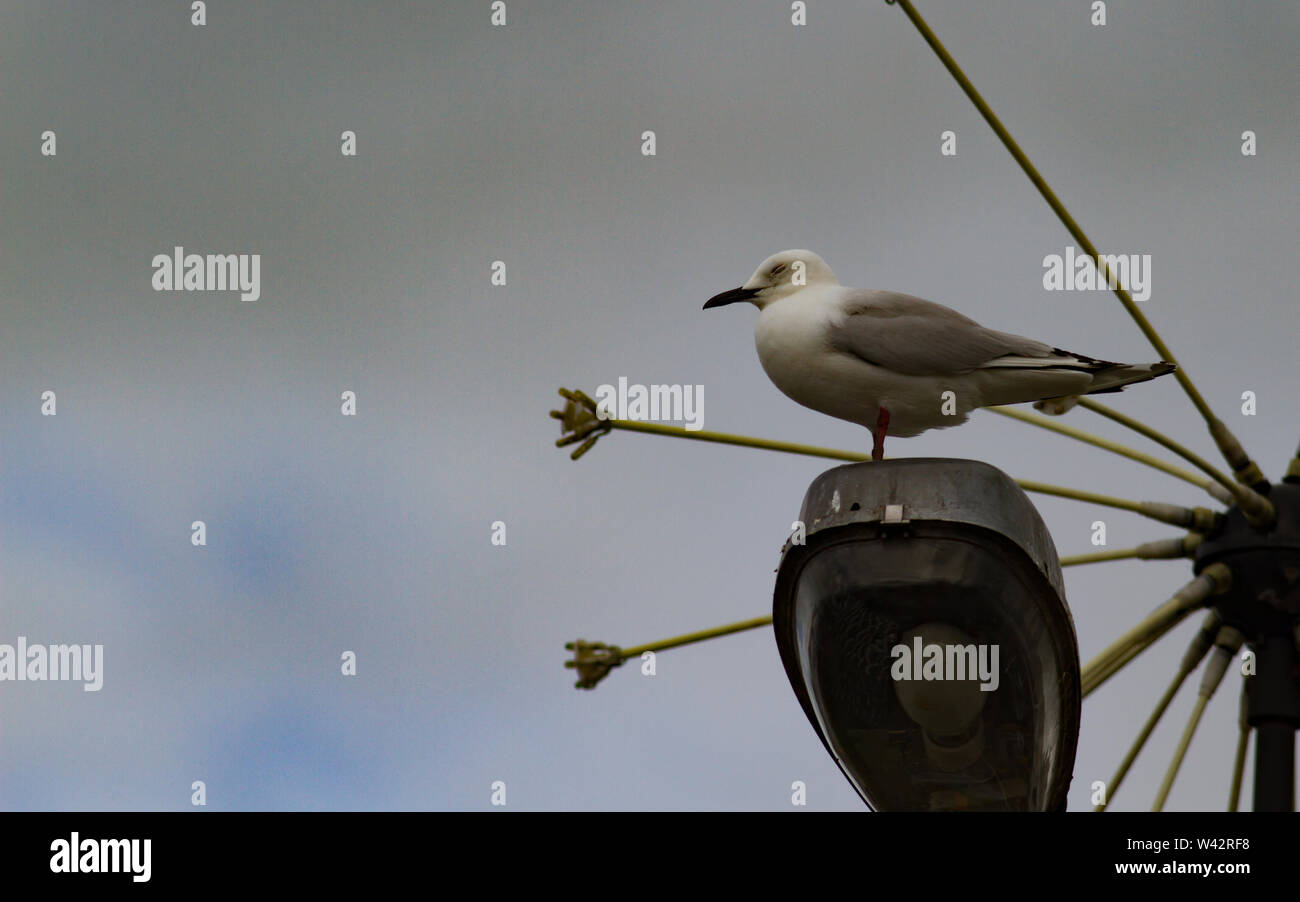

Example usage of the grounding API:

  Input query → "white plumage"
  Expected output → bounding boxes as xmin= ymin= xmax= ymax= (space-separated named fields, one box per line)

xmin=704 ymin=250 xmax=1173 ymax=457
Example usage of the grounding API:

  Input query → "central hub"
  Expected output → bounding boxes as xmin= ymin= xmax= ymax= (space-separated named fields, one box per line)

xmin=1194 ymin=482 xmax=1300 ymax=638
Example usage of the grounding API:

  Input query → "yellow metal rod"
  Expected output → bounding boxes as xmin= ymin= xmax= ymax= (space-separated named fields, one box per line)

xmin=1076 ymin=399 xmax=1236 ymax=492
xmin=1061 ymin=548 xmax=1142 ymax=567
xmin=1077 ymin=399 xmax=1274 ymax=527
xmin=1016 ymin=481 xmax=1220 ymax=533
xmin=564 ymin=615 xmax=775 ymax=688
xmin=1061 ymin=534 xmax=1201 ymax=568
xmin=1152 ymin=695 xmax=1211 ymax=811
xmin=886 ymin=0 xmax=1268 ymax=485
xmin=1152 ymin=627 xmax=1243 ymax=810
xmin=616 ymin=615 xmax=774 ymax=660
xmin=987 ymin=406 xmax=1230 ymax=505
xmin=609 ymin=420 xmax=868 ymax=462
xmin=1086 ymin=624 xmax=1170 ymax=696
xmin=1095 ymin=612 xmax=1220 ymax=811
xmin=608 ymin=418 xmax=1219 ymax=530
xmin=1096 ymin=668 xmax=1190 ymax=811
xmin=1083 ymin=623 xmax=1180 ymax=699
xmin=1082 ymin=564 xmax=1231 ymax=696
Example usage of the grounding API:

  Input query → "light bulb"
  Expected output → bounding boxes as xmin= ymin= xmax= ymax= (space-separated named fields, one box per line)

xmin=892 ymin=621 xmax=988 ymax=770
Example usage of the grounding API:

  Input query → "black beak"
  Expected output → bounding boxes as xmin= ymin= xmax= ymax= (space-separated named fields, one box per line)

xmin=703 ymin=286 xmax=759 ymax=310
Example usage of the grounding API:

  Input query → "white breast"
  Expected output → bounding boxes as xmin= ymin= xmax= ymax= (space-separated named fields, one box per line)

xmin=754 ymin=289 xmax=876 ymax=429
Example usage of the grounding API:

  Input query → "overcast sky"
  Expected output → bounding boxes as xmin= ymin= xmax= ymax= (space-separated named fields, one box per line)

xmin=2 ymin=0 xmax=1297 ymax=810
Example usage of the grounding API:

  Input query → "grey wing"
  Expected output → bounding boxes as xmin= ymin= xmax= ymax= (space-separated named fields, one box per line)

xmin=832 ymin=289 xmax=1055 ymax=376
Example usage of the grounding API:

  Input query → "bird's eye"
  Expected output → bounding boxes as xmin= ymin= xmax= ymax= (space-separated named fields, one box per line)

xmin=771 ymin=264 xmax=786 ymax=276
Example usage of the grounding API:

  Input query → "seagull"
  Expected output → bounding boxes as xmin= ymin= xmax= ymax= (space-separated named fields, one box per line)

xmin=704 ymin=250 xmax=1174 ymax=460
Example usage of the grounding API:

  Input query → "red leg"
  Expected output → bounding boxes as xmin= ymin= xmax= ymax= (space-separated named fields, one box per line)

xmin=872 ymin=405 xmax=890 ymax=461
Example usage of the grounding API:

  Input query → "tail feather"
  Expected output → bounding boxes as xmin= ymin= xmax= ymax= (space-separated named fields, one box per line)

xmin=1033 ymin=355 xmax=1175 ymax=415
xmin=1084 ymin=360 xmax=1176 ymax=393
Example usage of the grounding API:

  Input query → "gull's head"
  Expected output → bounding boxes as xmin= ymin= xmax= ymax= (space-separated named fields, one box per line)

xmin=703 ymin=250 xmax=837 ymax=311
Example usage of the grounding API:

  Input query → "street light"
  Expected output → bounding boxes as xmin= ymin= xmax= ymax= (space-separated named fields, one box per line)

xmin=772 ymin=458 xmax=1082 ymax=811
